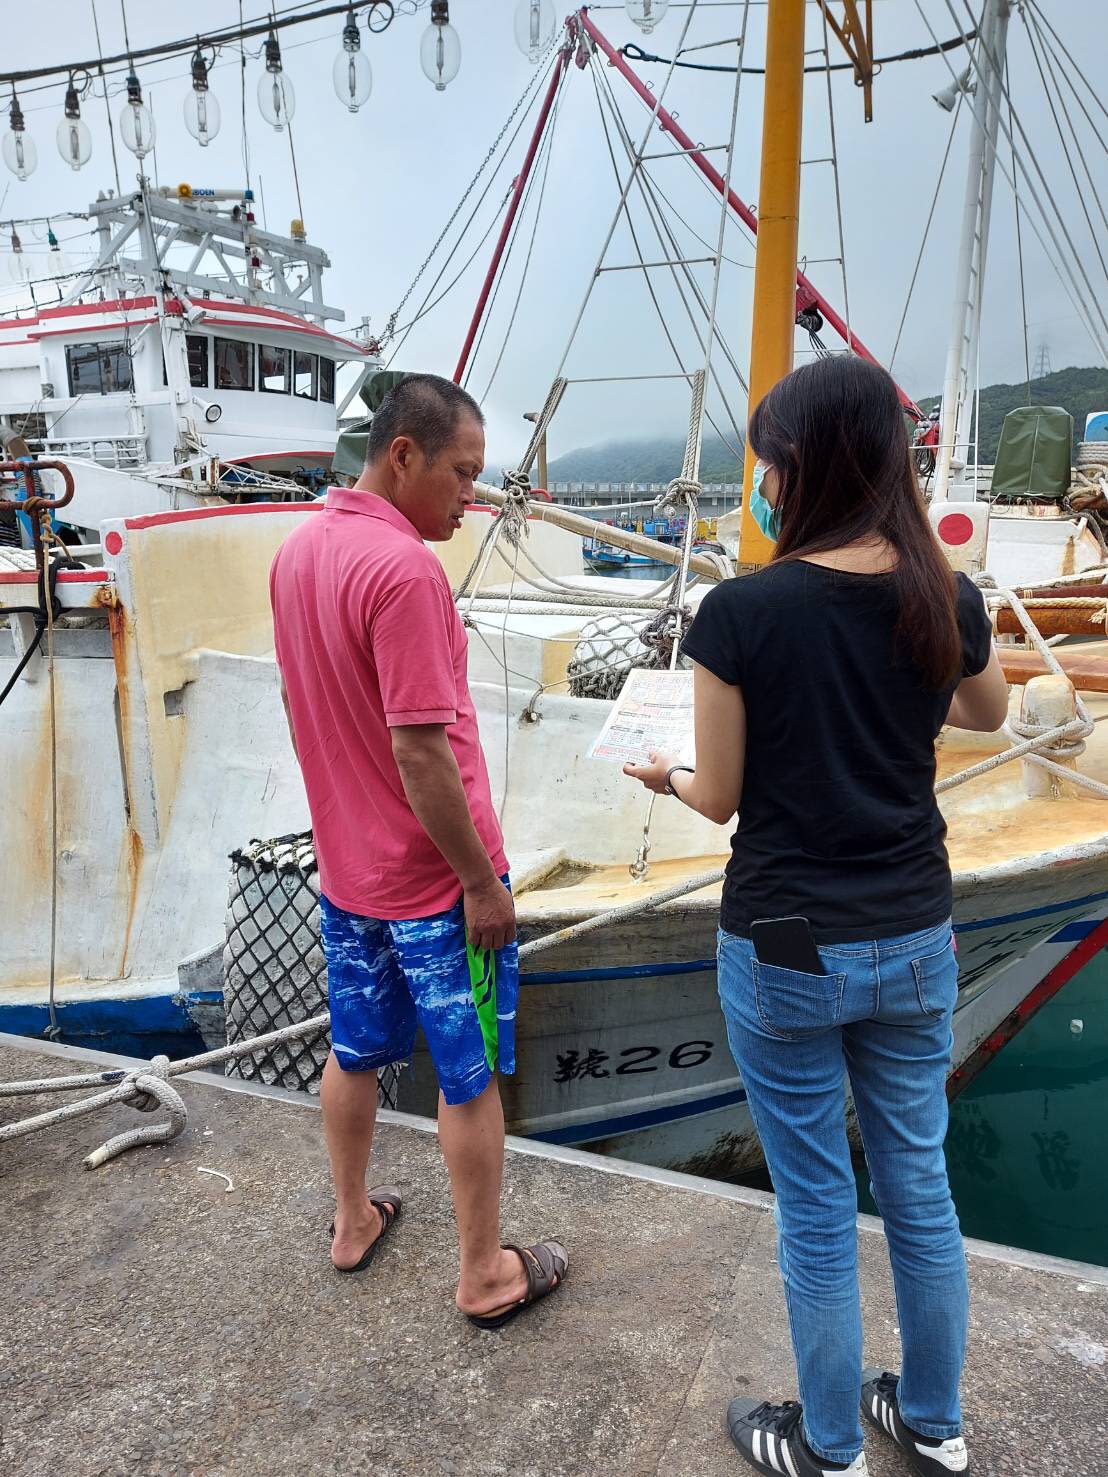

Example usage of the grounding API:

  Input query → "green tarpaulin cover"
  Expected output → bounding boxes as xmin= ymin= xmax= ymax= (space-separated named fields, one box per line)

xmin=331 ymin=369 xmax=409 ymax=480
xmin=990 ymin=404 xmax=1073 ymax=502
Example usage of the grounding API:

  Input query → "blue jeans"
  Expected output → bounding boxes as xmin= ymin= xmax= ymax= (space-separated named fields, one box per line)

xmin=718 ymin=919 xmax=968 ymax=1466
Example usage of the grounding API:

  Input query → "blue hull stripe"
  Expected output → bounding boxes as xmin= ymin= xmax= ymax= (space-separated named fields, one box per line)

xmin=524 ymin=893 xmax=1108 ymax=986
xmin=528 ymin=1084 xmax=749 ymax=1144
xmin=524 ymin=958 xmax=717 ymax=985
xmin=952 ymin=888 xmax=1108 ymax=932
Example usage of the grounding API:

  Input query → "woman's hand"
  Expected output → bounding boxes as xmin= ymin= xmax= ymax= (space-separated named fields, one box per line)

xmin=623 ymin=750 xmax=680 ymax=794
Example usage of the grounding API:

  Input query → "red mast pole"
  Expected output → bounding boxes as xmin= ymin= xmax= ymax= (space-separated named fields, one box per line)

xmin=578 ymin=9 xmax=921 ymax=416
xmin=453 ymin=42 xmax=572 ymax=386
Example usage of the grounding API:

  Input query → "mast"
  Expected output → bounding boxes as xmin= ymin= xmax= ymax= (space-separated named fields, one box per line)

xmin=739 ymin=0 xmax=806 ymax=566
xmin=934 ymin=0 xmax=1012 ymax=501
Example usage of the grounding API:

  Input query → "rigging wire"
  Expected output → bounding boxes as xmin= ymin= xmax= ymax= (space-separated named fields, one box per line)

xmin=588 ymin=51 xmax=746 ymax=457
xmin=913 ymin=0 xmax=1108 ymax=366
xmin=819 ymin=2 xmax=852 ymax=351
xmin=380 ymin=41 xmax=560 ymax=360
xmin=888 ymin=86 xmax=963 ymax=374
xmin=549 ymin=2 xmax=702 ymax=388
xmin=1019 ymin=10 xmax=1108 ymax=289
xmin=463 ymin=82 xmax=565 ymax=392
xmin=1021 ymin=6 xmax=1108 ymax=254
xmin=593 ymin=52 xmax=750 ymax=396
xmin=384 ymin=188 xmax=513 ymax=348
xmin=1021 ymin=0 xmax=1108 ymax=139
xmin=1005 ymin=56 xmax=1030 ymax=406
xmin=472 ymin=79 xmax=565 ymax=403
xmin=1021 ymin=3 xmax=1108 ymax=169
xmin=2 ymin=0 xmax=400 ymax=94
xmin=239 ymin=0 xmax=254 ymax=199
xmin=942 ymin=0 xmax=1108 ymax=350
xmin=618 ymin=25 xmax=977 ymax=75
xmin=90 ymin=0 xmax=123 ymax=197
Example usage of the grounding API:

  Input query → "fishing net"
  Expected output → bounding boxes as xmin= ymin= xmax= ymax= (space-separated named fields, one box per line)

xmin=222 ymin=831 xmax=403 ymax=1107
xmin=567 ymin=609 xmax=690 ymax=699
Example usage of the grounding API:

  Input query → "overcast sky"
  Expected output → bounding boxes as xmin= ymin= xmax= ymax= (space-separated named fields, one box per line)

xmin=2 ymin=0 xmax=1105 ymax=467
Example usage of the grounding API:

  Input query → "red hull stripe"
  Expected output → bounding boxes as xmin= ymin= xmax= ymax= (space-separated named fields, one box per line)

xmin=122 ymin=501 xmax=320 ymax=530
xmin=947 ymin=916 xmax=1108 ymax=1101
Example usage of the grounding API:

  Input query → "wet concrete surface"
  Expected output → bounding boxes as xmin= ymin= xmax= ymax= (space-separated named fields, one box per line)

xmin=1 ymin=1035 xmax=1106 ymax=1477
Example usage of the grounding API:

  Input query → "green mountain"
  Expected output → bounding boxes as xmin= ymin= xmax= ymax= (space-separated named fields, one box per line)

xmin=546 ymin=366 xmax=1108 ymax=480
xmin=547 ymin=432 xmax=743 ymax=484
xmin=916 ymin=365 xmax=1108 ymax=460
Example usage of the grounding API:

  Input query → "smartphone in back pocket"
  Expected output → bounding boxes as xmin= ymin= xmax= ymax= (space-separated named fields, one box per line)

xmin=750 ymin=916 xmax=825 ymax=975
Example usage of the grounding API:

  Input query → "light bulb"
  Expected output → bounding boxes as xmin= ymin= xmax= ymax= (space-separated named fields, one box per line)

xmin=120 ymin=71 xmax=155 ymax=159
xmin=184 ymin=88 xmax=221 ymax=146
xmin=3 ymin=94 xmax=36 ymax=180
xmin=259 ymin=31 xmax=296 ymax=131
xmin=8 ymin=231 xmax=33 ymax=282
xmin=185 ymin=47 xmax=221 ymax=146
xmin=57 ymin=80 xmax=92 ymax=170
xmin=514 ymin=0 xmax=555 ymax=63
xmin=333 ymin=8 xmax=372 ymax=112
xmin=56 ymin=116 xmax=92 ymax=170
xmin=420 ymin=8 xmax=461 ymax=92
xmin=333 ymin=43 xmax=372 ymax=112
xmin=2 ymin=129 xmax=36 ymax=181
xmin=625 ymin=0 xmax=670 ymax=34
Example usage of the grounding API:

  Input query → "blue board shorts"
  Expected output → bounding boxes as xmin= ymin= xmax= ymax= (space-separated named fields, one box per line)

xmin=319 ymin=876 xmax=519 ymax=1107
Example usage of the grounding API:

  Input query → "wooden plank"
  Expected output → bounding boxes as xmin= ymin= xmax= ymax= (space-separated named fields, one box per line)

xmin=999 ymin=647 xmax=1108 ymax=692
xmin=474 ymin=483 xmax=726 ymax=583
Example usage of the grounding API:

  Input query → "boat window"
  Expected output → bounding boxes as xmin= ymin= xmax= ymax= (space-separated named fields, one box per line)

xmin=319 ymin=357 xmax=335 ymax=404
xmin=65 ymin=341 xmax=134 ymax=396
xmin=214 ymin=337 xmax=255 ymax=390
xmin=259 ymin=343 xmax=291 ymax=395
xmin=294 ymin=351 xmax=317 ymax=400
xmin=186 ymin=334 xmax=209 ymax=388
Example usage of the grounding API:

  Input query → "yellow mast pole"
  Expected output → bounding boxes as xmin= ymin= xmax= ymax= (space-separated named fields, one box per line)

xmin=739 ymin=0 xmax=807 ymax=567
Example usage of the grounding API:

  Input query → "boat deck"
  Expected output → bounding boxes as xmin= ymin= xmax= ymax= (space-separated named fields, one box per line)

xmin=2 ymin=1034 xmax=1106 ymax=1476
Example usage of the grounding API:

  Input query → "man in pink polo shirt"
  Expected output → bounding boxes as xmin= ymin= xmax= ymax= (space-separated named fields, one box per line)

xmin=270 ymin=374 xmax=566 ymax=1329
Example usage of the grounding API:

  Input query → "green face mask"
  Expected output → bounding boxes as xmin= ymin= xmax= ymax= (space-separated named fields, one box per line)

xmin=748 ymin=460 xmax=779 ymax=541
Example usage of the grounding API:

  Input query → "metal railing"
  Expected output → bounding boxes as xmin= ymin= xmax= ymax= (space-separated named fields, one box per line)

xmin=43 ymin=434 xmax=148 ymax=471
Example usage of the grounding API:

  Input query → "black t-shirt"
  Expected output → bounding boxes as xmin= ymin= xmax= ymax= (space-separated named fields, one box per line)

xmin=680 ymin=562 xmax=993 ymax=942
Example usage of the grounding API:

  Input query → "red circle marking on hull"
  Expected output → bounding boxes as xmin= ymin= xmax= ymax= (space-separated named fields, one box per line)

xmin=937 ymin=512 xmax=975 ymax=547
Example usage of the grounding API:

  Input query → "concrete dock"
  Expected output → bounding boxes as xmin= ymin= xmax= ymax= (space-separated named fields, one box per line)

xmin=2 ymin=1034 xmax=1106 ymax=1477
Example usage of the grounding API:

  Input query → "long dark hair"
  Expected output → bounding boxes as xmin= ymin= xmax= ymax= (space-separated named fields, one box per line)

xmin=748 ymin=355 xmax=961 ymax=689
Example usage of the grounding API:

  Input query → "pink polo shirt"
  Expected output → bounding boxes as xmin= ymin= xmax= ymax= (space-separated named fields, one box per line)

xmin=269 ymin=488 xmax=507 ymax=919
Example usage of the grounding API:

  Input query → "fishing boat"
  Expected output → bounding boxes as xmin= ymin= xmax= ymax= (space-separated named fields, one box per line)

xmin=3 ymin=3 xmax=1108 ymax=1179
xmin=0 ymin=185 xmax=377 ymax=538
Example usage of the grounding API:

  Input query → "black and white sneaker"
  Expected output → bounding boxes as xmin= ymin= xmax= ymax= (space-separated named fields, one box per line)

xmin=726 ymin=1398 xmax=868 ymax=1477
xmin=860 ymin=1370 xmax=969 ymax=1475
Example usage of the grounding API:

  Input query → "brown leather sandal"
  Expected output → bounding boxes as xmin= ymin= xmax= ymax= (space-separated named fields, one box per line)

xmin=466 ymin=1240 xmax=569 ymax=1330
xmin=328 ymin=1185 xmax=402 ymax=1274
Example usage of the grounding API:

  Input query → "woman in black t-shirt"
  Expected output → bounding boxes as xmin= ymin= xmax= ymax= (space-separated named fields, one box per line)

xmin=626 ymin=356 xmax=1007 ymax=1477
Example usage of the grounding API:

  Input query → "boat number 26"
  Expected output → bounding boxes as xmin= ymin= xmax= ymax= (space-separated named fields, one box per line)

xmin=553 ymin=1041 xmax=713 ymax=1083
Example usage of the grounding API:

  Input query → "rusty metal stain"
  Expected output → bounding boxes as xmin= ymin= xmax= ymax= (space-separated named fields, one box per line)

xmin=95 ymin=582 xmax=144 ymax=977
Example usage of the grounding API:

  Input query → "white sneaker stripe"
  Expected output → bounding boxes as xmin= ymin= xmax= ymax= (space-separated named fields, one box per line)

xmin=766 ymin=1432 xmax=782 ymax=1473
xmin=883 ymin=1405 xmax=896 ymax=1439
xmin=779 ymin=1437 xmax=800 ymax=1477
xmin=753 ymin=1429 xmax=763 ymax=1465
xmin=871 ymin=1395 xmax=880 ymax=1423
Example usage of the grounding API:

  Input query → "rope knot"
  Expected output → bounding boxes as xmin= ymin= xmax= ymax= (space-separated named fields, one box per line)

xmin=654 ymin=477 xmax=701 ymax=518
xmin=498 ymin=473 xmax=532 ymax=547
xmin=1007 ymin=712 xmax=1092 ymax=763
xmin=639 ymin=603 xmax=693 ymax=668
xmin=128 ymin=1053 xmax=171 ymax=1114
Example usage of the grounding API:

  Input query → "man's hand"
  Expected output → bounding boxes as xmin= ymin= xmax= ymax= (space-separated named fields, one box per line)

xmin=464 ymin=874 xmax=516 ymax=953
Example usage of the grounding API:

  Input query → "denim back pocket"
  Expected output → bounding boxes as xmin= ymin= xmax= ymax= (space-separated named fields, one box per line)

xmin=752 ymin=960 xmax=847 ymax=1040
xmin=910 ymin=935 xmax=957 ymax=1017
